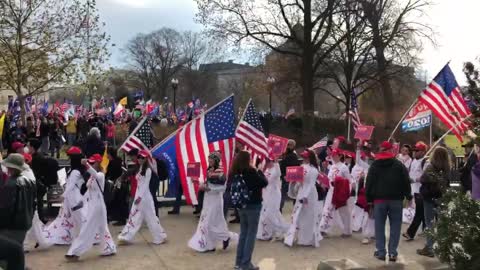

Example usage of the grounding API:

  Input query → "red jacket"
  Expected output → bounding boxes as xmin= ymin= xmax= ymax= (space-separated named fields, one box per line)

xmin=332 ymin=176 xmax=350 ymax=209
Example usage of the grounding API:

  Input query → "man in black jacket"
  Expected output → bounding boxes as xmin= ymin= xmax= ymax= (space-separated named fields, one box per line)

xmin=366 ymin=141 xmax=412 ymax=262
xmin=279 ymin=139 xmax=300 ymax=212
xmin=29 ymin=138 xmax=49 ymax=223
xmin=459 ymin=141 xmax=477 ymax=194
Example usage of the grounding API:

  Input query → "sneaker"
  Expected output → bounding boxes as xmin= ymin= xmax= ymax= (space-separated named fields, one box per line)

xmin=374 ymin=251 xmax=386 ymax=261
xmin=223 ymin=237 xmax=230 ymax=250
xmin=100 ymin=252 xmax=116 ymax=257
xmin=193 ymin=209 xmax=201 ymax=215
xmin=402 ymin=233 xmax=414 ymax=241
xmin=117 ymin=239 xmax=130 ymax=246
xmin=361 ymin=238 xmax=370 ymax=245
xmin=389 ymin=255 xmax=397 ymax=262
xmin=417 ymin=247 xmax=435 ymax=258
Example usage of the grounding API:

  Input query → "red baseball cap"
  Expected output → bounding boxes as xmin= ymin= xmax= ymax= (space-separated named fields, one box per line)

xmin=87 ymin=154 xmax=103 ymax=164
xmin=413 ymin=142 xmax=428 ymax=152
xmin=336 ymin=136 xmax=346 ymax=142
xmin=300 ymin=150 xmax=310 ymax=159
xmin=331 ymin=148 xmax=342 ymax=156
xmin=66 ymin=146 xmax=82 ymax=155
xmin=23 ymin=153 xmax=32 ymax=164
xmin=380 ymin=141 xmax=393 ymax=151
xmin=344 ymin=151 xmax=356 ymax=159
xmin=12 ymin=142 xmax=24 ymax=151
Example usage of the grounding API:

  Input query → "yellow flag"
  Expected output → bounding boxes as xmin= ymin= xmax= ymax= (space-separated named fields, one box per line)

xmin=0 ymin=113 xmax=5 ymax=140
xmin=119 ymin=97 xmax=127 ymax=106
xmin=101 ymin=147 xmax=109 ymax=174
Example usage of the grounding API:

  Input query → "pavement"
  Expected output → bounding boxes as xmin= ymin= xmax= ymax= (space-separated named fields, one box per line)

xmin=25 ymin=205 xmax=448 ymax=270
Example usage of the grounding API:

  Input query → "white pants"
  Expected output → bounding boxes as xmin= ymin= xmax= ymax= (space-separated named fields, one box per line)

xmin=118 ymin=196 xmax=167 ymax=245
xmin=67 ymin=202 xmax=116 ymax=256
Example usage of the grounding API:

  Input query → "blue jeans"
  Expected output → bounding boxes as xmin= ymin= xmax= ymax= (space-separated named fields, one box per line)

xmin=236 ymin=204 xmax=262 ymax=268
xmin=423 ymin=200 xmax=436 ymax=251
xmin=374 ymin=200 xmax=403 ymax=257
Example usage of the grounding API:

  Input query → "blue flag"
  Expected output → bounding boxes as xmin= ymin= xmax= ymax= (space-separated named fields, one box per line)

xmin=152 ymin=134 xmax=179 ymax=198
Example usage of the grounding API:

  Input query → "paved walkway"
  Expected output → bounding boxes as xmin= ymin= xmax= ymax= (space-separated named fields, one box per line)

xmin=25 ymin=206 xmax=448 ymax=270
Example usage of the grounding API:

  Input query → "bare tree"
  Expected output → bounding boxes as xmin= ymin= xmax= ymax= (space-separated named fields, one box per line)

xmin=359 ymin=0 xmax=433 ymax=127
xmin=125 ymin=28 xmax=217 ymax=100
xmin=0 ymin=0 xmax=109 ymax=115
xmin=195 ymin=0 xmax=352 ymax=129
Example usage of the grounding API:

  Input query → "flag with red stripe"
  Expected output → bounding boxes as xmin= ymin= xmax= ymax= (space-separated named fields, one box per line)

xmin=236 ymin=100 xmax=268 ymax=161
xmin=120 ymin=117 xmax=153 ymax=153
xmin=151 ymin=95 xmax=236 ymax=205
xmin=418 ymin=64 xmax=471 ymax=141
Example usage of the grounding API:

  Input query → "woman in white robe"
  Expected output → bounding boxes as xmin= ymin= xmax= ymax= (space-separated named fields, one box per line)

xmin=256 ymin=159 xmax=289 ymax=240
xmin=66 ymin=154 xmax=116 ymax=260
xmin=284 ymin=150 xmax=322 ymax=247
xmin=118 ymin=150 xmax=167 ymax=245
xmin=44 ymin=148 xmax=87 ymax=245
xmin=188 ymin=153 xmax=237 ymax=252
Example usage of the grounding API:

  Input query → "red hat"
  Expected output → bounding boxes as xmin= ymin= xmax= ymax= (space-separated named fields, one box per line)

xmin=331 ymin=148 xmax=342 ymax=156
xmin=12 ymin=142 xmax=24 ymax=151
xmin=87 ymin=154 xmax=103 ymax=163
xmin=300 ymin=150 xmax=310 ymax=159
xmin=344 ymin=151 xmax=356 ymax=159
xmin=138 ymin=149 xmax=151 ymax=159
xmin=336 ymin=136 xmax=346 ymax=142
xmin=413 ymin=142 xmax=428 ymax=152
xmin=23 ymin=153 xmax=32 ymax=164
xmin=66 ymin=146 xmax=82 ymax=155
xmin=380 ymin=141 xmax=393 ymax=151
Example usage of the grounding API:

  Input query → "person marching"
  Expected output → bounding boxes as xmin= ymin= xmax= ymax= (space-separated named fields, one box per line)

xmin=188 ymin=152 xmax=237 ymax=252
xmin=256 ymin=157 xmax=289 ymax=241
xmin=66 ymin=154 xmax=116 ymax=260
xmin=284 ymin=150 xmax=322 ymax=248
xmin=118 ymin=150 xmax=167 ymax=245
xmin=46 ymin=147 xmax=87 ymax=245
xmin=319 ymin=148 xmax=353 ymax=237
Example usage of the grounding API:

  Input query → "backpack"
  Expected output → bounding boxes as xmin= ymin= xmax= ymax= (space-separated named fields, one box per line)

xmin=230 ymin=174 xmax=250 ymax=209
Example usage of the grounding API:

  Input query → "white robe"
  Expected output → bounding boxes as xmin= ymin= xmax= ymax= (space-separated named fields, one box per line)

xmin=118 ymin=168 xmax=167 ymax=244
xmin=67 ymin=167 xmax=116 ymax=256
xmin=188 ymin=181 xmax=238 ymax=252
xmin=284 ymin=164 xmax=322 ymax=247
xmin=319 ymin=161 xmax=353 ymax=235
xmin=44 ymin=170 xmax=86 ymax=245
xmin=256 ymin=163 xmax=289 ymax=240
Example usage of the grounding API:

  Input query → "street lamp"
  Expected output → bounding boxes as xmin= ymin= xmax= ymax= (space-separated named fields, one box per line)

xmin=267 ymin=76 xmax=275 ymax=114
xmin=171 ymin=78 xmax=179 ymax=113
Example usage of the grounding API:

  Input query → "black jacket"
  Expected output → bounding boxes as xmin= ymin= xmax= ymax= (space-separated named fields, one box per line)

xmin=366 ymin=157 xmax=412 ymax=203
xmin=106 ymin=158 xmax=123 ymax=181
xmin=241 ymin=168 xmax=268 ymax=205
xmin=460 ymin=153 xmax=477 ymax=193
xmin=0 ymin=174 xmax=36 ymax=231
xmin=420 ymin=164 xmax=450 ymax=202
xmin=84 ymin=135 xmax=105 ymax=157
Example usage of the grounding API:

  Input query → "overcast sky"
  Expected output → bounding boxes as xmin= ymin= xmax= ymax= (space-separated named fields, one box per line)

xmin=99 ymin=0 xmax=480 ymax=84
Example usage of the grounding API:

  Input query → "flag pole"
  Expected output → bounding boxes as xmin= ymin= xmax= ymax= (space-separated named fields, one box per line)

xmin=425 ymin=114 xmax=472 ymax=156
xmin=388 ymin=99 xmax=417 ymax=141
xmin=347 ymin=112 xmax=352 ymax=142
xmin=236 ymin=98 xmax=251 ymax=133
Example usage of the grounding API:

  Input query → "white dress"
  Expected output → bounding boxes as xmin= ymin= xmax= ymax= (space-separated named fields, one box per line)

xmin=118 ymin=168 xmax=167 ymax=244
xmin=256 ymin=163 xmax=289 ymax=240
xmin=284 ymin=164 xmax=322 ymax=247
xmin=188 ymin=175 xmax=238 ymax=252
xmin=319 ymin=161 xmax=353 ymax=235
xmin=44 ymin=170 xmax=86 ymax=245
xmin=66 ymin=166 xmax=116 ymax=256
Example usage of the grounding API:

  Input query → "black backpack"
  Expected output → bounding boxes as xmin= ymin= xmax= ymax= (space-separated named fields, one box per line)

xmin=230 ymin=174 xmax=250 ymax=209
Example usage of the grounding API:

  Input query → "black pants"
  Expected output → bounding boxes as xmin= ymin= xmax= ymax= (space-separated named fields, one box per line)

xmin=280 ymin=181 xmax=288 ymax=213
xmin=110 ymin=183 xmax=130 ymax=223
xmin=196 ymin=191 xmax=205 ymax=213
xmin=36 ymin=184 xmax=47 ymax=222
xmin=406 ymin=194 xmax=425 ymax=238
xmin=172 ymin=182 xmax=183 ymax=212
xmin=0 ymin=235 xmax=25 ymax=270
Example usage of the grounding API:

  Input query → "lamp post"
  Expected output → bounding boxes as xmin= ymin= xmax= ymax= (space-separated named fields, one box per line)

xmin=267 ymin=76 xmax=275 ymax=114
xmin=171 ymin=78 xmax=179 ymax=113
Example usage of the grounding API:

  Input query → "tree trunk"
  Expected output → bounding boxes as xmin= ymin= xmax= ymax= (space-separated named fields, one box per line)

xmin=373 ymin=44 xmax=394 ymax=128
xmin=301 ymin=0 xmax=315 ymax=138
xmin=17 ymin=94 xmax=26 ymax=123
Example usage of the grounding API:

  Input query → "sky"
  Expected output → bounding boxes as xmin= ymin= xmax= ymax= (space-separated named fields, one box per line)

xmin=99 ymin=0 xmax=480 ymax=84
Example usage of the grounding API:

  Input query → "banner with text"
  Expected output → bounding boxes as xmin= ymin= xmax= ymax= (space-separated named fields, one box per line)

xmin=402 ymin=101 xmax=432 ymax=132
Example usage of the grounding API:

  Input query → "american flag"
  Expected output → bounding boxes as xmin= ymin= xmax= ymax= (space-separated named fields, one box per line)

xmin=350 ymin=89 xmax=361 ymax=131
xmin=418 ymin=64 xmax=471 ymax=141
xmin=236 ymin=100 xmax=268 ymax=161
xmin=120 ymin=117 xmax=153 ymax=153
xmin=309 ymin=136 xmax=329 ymax=151
xmin=151 ymin=95 xmax=236 ymax=205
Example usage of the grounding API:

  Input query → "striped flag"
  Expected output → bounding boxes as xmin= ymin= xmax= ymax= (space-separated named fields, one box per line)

xmin=151 ymin=95 xmax=236 ymax=205
xmin=120 ymin=117 xmax=153 ymax=153
xmin=236 ymin=100 xmax=268 ymax=162
xmin=350 ymin=89 xmax=361 ymax=131
xmin=309 ymin=136 xmax=328 ymax=151
xmin=418 ymin=64 xmax=471 ymax=141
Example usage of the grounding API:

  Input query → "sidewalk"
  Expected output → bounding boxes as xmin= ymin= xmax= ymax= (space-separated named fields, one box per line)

xmin=25 ymin=207 xmax=448 ymax=270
